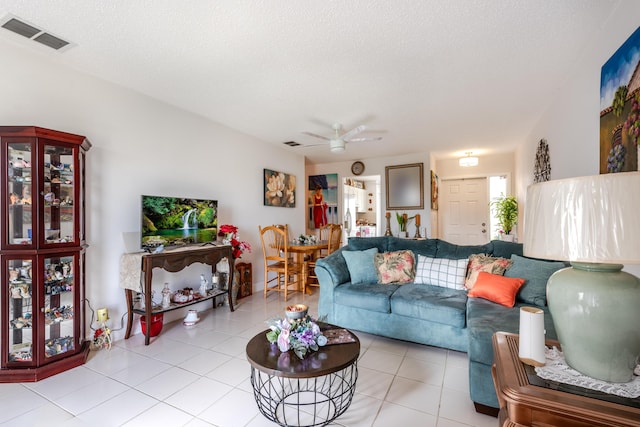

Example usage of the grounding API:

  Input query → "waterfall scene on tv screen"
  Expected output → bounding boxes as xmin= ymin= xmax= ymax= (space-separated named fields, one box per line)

xmin=141 ymin=195 xmax=218 ymax=249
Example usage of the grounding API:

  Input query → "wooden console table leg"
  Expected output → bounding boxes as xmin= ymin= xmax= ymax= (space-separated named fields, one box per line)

xmin=124 ymin=289 xmax=134 ymax=339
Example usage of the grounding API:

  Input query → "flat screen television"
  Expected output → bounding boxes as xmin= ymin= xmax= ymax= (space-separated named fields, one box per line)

xmin=141 ymin=195 xmax=218 ymax=250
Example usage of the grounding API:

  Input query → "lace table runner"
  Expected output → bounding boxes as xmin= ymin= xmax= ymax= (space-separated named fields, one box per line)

xmin=535 ymin=346 xmax=640 ymax=398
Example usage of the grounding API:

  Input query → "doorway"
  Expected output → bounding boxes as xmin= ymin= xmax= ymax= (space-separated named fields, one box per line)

xmin=343 ymin=176 xmax=380 ymax=239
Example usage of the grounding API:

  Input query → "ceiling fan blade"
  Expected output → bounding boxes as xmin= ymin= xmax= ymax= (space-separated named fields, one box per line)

xmin=341 ymin=125 xmax=366 ymax=141
xmin=302 ymin=131 xmax=330 ymax=141
xmin=348 ymin=136 xmax=383 ymax=143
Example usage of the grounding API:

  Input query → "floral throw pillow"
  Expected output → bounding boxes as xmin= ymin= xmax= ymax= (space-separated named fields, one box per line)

xmin=374 ymin=250 xmax=416 ymax=285
xmin=464 ymin=254 xmax=512 ymax=290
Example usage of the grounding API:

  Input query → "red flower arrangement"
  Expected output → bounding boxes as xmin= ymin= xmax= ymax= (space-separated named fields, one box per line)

xmin=218 ymin=224 xmax=251 ymax=259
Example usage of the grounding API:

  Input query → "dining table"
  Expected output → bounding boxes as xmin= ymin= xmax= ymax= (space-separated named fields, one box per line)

xmin=287 ymin=240 xmax=328 ymax=293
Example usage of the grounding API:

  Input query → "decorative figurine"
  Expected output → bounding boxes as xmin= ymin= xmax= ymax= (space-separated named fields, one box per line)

xmin=199 ymin=274 xmax=209 ymax=296
xmin=161 ymin=283 xmax=171 ymax=309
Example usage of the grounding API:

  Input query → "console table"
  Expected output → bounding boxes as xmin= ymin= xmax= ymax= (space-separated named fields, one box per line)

xmin=122 ymin=245 xmax=235 ymax=345
xmin=492 ymin=332 xmax=640 ymax=427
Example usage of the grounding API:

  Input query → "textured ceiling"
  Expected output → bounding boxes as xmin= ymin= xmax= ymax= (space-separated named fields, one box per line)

xmin=0 ymin=0 xmax=620 ymax=163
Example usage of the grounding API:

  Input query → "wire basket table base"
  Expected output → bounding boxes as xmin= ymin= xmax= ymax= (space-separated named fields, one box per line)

xmin=250 ymin=363 xmax=358 ymax=427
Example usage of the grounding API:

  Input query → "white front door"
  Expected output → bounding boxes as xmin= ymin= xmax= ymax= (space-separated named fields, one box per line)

xmin=438 ymin=177 xmax=489 ymax=245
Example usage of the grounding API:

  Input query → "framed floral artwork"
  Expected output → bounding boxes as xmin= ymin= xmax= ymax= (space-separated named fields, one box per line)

xmin=264 ymin=169 xmax=296 ymax=207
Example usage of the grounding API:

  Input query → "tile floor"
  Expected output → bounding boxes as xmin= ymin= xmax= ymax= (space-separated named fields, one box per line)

xmin=0 ymin=291 xmax=498 ymax=427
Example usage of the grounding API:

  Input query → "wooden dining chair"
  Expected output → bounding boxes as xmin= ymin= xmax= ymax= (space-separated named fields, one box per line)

xmin=258 ymin=224 xmax=305 ymax=301
xmin=307 ymin=223 xmax=343 ymax=289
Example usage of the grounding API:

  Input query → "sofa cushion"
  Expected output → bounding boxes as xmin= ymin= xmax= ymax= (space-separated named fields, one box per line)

xmin=374 ymin=250 xmax=416 ymax=284
xmin=347 ymin=236 xmax=388 ymax=253
xmin=467 ymin=272 xmax=525 ymax=307
xmin=491 ymin=240 xmax=524 ymax=258
xmin=467 ymin=297 xmax=557 ymax=366
xmin=342 ymin=248 xmax=379 ymax=284
xmin=436 ymin=240 xmax=493 ymax=259
xmin=464 ymin=254 xmax=512 ymax=289
xmin=388 ymin=237 xmax=437 ymax=257
xmin=335 ymin=283 xmax=400 ymax=313
xmin=414 ymin=256 xmax=468 ymax=290
xmin=391 ymin=284 xmax=468 ymax=328
xmin=506 ymin=254 xmax=567 ymax=306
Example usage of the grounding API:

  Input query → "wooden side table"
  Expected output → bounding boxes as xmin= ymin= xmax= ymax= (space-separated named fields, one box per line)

xmin=492 ymin=332 xmax=640 ymax=427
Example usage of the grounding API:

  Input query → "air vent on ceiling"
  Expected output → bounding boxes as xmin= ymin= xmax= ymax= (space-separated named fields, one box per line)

xmin=1 ymin=15 xmax=72 ymax=51
xmin=283 ymin=141 xmax=301 ymax=147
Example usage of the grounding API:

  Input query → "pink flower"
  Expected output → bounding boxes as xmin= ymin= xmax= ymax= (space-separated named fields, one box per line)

xmin=278 ymin=328 xmax=290 ymax=352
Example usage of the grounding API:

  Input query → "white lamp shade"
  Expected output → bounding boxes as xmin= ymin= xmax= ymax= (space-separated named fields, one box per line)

xmin=524 ymin=172 xmax=640 ymax=263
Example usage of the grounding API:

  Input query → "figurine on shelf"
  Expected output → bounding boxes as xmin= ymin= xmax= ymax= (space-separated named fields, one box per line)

xmin=161 ymin=283 xmax=171 ymax=309
xmin=199 ymin=274 xmax=209 ymax=297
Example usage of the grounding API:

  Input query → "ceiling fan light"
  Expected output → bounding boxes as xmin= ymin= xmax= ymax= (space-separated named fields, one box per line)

xmin=330 ymin=139 xmax=345 ymax=153
xmin=459 ymin=152 xmax=478 ymax=167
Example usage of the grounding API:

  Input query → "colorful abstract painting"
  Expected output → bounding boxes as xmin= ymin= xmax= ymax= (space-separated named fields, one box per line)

xmin=264 ymin=169 xmax=296 ymax=207
xmin=600 ymin=26 xmax=640 ymax=173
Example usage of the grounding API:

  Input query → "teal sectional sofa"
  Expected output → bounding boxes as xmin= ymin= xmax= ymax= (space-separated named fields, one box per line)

xmin=315 ymin=236 xmax=565 ymax=413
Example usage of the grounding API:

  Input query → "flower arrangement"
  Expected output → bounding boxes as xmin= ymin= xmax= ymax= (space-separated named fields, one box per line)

xmin=266 ymin=315 xmax=327 ymax=359
xmin=296 ymin=234 xmax=317 ymax=244
xmin=218 ymin=224 xmax=251 ymax=259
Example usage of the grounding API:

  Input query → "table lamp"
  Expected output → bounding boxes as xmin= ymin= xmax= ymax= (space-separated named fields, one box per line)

xmin=523 ymin=171 xmax=640 ymax=382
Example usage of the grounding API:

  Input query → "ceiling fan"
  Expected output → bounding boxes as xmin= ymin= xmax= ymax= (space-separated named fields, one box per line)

xmin=302 ymin=123 xmax=382 ymax=153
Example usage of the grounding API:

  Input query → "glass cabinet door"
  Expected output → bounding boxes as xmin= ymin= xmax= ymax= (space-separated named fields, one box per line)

xmin=42 ymin=144 xmax=76 ymax=245
xmin=43 ymin=254 xmax=76 ymax=359
xmin=7 ymin=257 xmax=34 ymax=364
xmin=7 ymin=142 xmax=34 ymax=246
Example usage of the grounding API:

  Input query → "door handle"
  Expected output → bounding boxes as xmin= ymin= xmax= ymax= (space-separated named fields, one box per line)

xmin=482 ymin=229 xmax=486 ymax=233
xmin=482 ymin=222 xmax=486 ymax=226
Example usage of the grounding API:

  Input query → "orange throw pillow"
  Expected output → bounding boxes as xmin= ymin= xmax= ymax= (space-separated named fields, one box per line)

xmin=468 ymin=271 xmax=526 ymax=307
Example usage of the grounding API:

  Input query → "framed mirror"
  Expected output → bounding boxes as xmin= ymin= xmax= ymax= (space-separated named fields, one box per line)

xmin=385 ymin=163 xmax=424 ymax=210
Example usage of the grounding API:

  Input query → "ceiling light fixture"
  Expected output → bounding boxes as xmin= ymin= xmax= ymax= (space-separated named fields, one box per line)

xmin=330 ymin=139 xmax=346 ymax=153
xmin=459 ymin=152 xmax=478 ymax=167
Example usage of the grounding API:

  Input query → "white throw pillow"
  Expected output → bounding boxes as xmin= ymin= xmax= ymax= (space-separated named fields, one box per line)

xmin=414 ymin=255 xmax=468 ymax=290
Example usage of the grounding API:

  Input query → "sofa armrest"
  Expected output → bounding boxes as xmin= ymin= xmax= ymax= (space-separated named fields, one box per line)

xmin=315 ymin=248 xmax=350 ymax=322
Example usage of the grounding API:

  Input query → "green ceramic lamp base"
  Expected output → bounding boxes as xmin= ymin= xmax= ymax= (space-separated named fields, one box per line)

xmin=547 ymin=262 xmax=640 ymax=383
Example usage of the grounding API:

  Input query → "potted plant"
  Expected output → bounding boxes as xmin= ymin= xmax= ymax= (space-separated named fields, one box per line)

xmin=395 ymin=212 xmax=415 ymax=238
xmin=491 ymin=195 xmax=518 ymax=240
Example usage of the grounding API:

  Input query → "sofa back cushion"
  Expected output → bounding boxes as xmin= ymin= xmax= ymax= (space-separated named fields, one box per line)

xmin=374 ymin=250 xmax=416 ymax=284
xmin=347 ymin=236 xmax=388 ymax=253
xmin=342 ymin=247 xmax=379 ymax=284
xmin=436 ymin=240 xmax=493 ymax=259
xmin=388 ymin=237 xmax=437 ymax=257
xmin=415 ymin=255 xmax=468 ymax=290
xmin=491 ymin=240 xmax=524 ymax=258
xmin=505 ymin=254 xmax=567 ymax=306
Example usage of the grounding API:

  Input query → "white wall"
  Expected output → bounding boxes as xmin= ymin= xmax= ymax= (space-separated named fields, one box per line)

xmin=0 ymin=38 xmax=306 ymax=340
xmin=515 ymin=0 xmax=640 ymax=275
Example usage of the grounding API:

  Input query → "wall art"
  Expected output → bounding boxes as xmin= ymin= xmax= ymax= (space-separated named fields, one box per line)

xmin=600 ymin=26 xmax=640 ymax=173
xmin=308 ymin=173 xmax=339 ymax=228
xmin=431 ymin=170 xmax=439 ymax=211
xmin=264 ymin=169 xmax=296 ymax=207
xmin=385 ymin=163 xmax=424 ymax=210
xmin=534 ymin=139 xmax=551 ymax=183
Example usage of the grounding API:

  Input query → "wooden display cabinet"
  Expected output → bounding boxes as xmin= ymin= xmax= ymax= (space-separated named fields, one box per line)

xmin=1 ymin=126 xmax=91 ymax=382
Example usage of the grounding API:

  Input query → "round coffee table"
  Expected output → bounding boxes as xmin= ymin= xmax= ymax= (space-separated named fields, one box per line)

xmin=246 ymin=326 xmax=360 ymax=427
